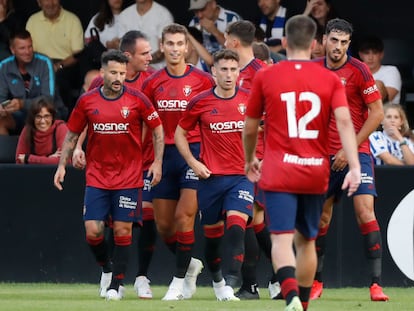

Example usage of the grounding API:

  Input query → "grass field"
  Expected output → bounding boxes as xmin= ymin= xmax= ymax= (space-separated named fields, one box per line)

xmin=0 ymin=283 xmax=413 ymax=311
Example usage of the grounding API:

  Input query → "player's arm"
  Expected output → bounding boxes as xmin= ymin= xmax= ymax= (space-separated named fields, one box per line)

xmin=54 ymin=131 xmax=80 ymax=191
xmin=148 ymin=124 xmax=164 ymax=186
xmin=72 ymin=125 xmax=88 ymax=170
xmin=242 ymin=116 xmax=261 ymax=182
xmin=355 ymin=99 xmax=384 ymax=147
xmin=174 ymin=125 xmax=211 ymax=179
xmin=334 ymin=106 xmax=361 ymax=196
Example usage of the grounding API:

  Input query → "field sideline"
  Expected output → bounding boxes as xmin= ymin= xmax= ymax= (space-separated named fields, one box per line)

xmin=0 ymin=283 xmax=413 ymax=311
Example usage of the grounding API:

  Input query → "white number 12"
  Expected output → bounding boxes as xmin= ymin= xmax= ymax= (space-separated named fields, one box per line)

xmin=282 ymin=91 xmax=321 ymax=139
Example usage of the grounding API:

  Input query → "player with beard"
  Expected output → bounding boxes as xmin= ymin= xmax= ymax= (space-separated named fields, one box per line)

xmin=54 ymin=49 xmax=164 ymax=301
xmin=310 ymin=18 xmax=388 ymax=302
xmin=141 ymin=23 xmax=215 ymax=300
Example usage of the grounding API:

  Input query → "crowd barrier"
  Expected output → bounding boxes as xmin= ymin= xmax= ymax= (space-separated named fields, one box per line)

xmin=0 ymin=164 xmax=413 ymax=287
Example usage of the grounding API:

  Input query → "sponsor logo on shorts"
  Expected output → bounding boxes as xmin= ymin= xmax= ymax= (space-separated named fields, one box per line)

xmin=118 ymin=196 xmax=137 ymax=209
xmin=185 ymin=168 xmax=199 ymax=181
xmin=361 ymin=172 xmax=374 ymax=184
xmin=238 ymin=190 xmax=254 ymax=203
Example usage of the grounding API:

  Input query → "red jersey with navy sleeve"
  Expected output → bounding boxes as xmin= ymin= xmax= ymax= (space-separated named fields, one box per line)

xmin=142 ymin=65 xmax=215 ymax=145
xmin=67 ymin=86 xmax=161 ymax=189
xmin=179 ymin=87 xmax=249 ymax=175
xmin=238 ymin=58 xmax=267 ymax=159
xmin=314 ymin=56 xmax=382 ymax=154
xmin=246 ymin=60 xmax=348 ymax=194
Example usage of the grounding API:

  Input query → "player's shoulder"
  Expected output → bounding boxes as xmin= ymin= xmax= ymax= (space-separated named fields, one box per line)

xmin=141 ymin=68 xmax=165 ymax=88
xmin=187 ymin=87 xmax=214 ymax=110
xmin=188 ymin=65 xmax=214 ymax=80
xmin=347 ymin=56 xmax=373 ymax=80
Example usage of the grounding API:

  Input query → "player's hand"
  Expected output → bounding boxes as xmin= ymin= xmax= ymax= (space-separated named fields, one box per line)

xmin=191 ymin=160 xmax=212 ymax=179
xmin=49 ymin=150 xmax=62 ymax=158
xmin=331 ymin=149 xmax=347 ymax=171
xmin=148 ymin=160 xmax=162 ymax=186
xmin=341 ymin=167 xmax=361 ymax=197
xmin=54 ymin=165 xmax=66 ymax=191
xmin=245 ymin=158 xmax=261 ymax=183
xmin=384 ymin=125 xmax=403 ymax=141
xmin=72 ymin=148 xmax=86 ymax=170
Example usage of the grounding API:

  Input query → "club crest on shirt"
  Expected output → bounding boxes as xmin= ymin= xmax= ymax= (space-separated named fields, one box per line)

xmin=238 ymin=103 xmax=246 ymax=115
xmin=121 ymin=107 xmax=130 ymax=119
xmin=340 ymin=77 xmax=347 ymax=86
xmin=183 ymin=85 xmax=192 ymax=97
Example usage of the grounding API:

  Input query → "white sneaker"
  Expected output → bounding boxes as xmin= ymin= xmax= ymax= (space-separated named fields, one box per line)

xmin=99 ymin=272 xmax=112 ymax=298
xmin=213 ymin=279 xmax=240 ymax=301
xmin=183 ymin=257 xmax=203 ymax=299
xmin=106 ymin=289 xmax=122 ymax=301
xmin=268 ymin=281 xmax=281 ymax=299
xmin=162 ymin=277 xmax=185 ymax=301
xmin=285 ymin=296 xmax=303 ymax=311
xmin=118 ymin=285 xmax=125 ymax=299
xmin=134 ymin=276 xmax=153 ymax=299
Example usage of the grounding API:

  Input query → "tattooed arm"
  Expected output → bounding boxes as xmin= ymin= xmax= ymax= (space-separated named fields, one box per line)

xmin=147 ymin=124 xmax=164 ymax=186
xmin=53 ymin=131 xmax=80 ymax=190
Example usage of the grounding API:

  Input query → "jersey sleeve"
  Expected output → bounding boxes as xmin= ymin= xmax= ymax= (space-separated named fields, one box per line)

xmin=246 ymin=69 xmax=265 ymax=118
xmin=178 ymin=98 xmax=201 ymax=131
xmin=139 ymin=93 xmax=162 ymax=129
xmin=67 ymin=97 xmax=88 ymax=134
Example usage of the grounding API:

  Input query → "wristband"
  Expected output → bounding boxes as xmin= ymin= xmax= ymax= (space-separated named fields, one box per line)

xmin=24 ymin=154 xmax=29 ymax=164
xmin=399 ymin=140 xmax=407 ymax=147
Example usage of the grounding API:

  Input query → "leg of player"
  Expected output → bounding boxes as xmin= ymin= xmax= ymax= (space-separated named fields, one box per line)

xmin=134 ymin=201 xmax=156 ymax=299
xmin=271 ymin=233 xmax=303 ymax=311
xmin=310 ymin=197 xmax=334 ymax=300
xmin=85 ymin=219 xmax=112 ymax=298
xmin=353 ymin=194 xmax=389 ymax=301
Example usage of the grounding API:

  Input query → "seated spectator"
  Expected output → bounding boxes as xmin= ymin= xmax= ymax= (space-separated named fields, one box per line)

xmin=189 ymin=0 xmax=241 ymax=54
xmin=118 ymin=0 xmax=173 ymax=69
xmin=311 ymin=23 xmax=325 ymax=58
xmin=0 ymin=30 xmax=66 ymax=135
xmin=26 ymin=0 xmax=84 ymax=113
xmin=186 ymin=26 xmax=213 ymax=72
xmin=303 ymin=0 xmax=338 ymax=30
xmin=358 ymin=35 xmax=402 ymax=104
xmin=252 ymin=41 xmax=273 ymax=64
xmin=15 ymin=95 xmax=68 ymax=164
xmin=254 ymin=26 xmax=286 ymax=63
xmin=256 ymin=0 xmax=296 ymax=53
xmin=81 ymin=69 xmax=100 ymax=94
xmin=84 ymin=0 xmax=124 ymax=49
xmin=369 ymin=103 xmax=414 ymax=165
xmin=0 ymin=0 xmax=24 ymax=61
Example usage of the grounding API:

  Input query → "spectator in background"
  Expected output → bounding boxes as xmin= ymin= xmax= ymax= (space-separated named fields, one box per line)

xmin=84 ymin=0 xmax=125 ymax=50
xmin=189 ymin=0 xmax=241 ymax=55
xmin=26 ymin=0 xmax=84 ymax=114
xmin=303 ymin=0 xmax=338 ymax=30
xmin=369 ymin=103 xmax=414 ymax=165
xmin=252 ymin=41 xmax=273 ymax=64
xmin=254 ymin=26 xmax=286 ymax=63
xmin=0 ymin=30 xmax=66 ymax=135
xmin=256 ymin=0 xmax=293 ymax=54
xmin=15 ymin=95 xmax=67 ymax=164
xmin=358 ymin=35 xmax=402 ymax=104
xmin=0 ymin=0 xmax=24 ymax=61
xmin=118 ymin=0 xmax=173 ymax=69
xmin=311 ymin=23 xmax=325 ymax=58
xmin=186 ymin=26 xmax=213 ymax=72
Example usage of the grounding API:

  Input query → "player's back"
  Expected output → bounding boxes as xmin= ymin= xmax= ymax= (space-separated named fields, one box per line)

xmin=248 ymin=60 xmax=347 ymax=193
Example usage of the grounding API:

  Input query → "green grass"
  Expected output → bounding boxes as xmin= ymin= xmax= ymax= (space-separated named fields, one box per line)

xmin=0 ymin=283 xmax=412 ymax=311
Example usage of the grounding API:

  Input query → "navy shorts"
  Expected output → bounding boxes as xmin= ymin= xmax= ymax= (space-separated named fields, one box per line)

xmin=151 ymin=143 xmax=199 ymax=200
xmin=83 ymin=186 xmax=141 ymax=223
xmin=264 ymin=191 xmax=324 ymax=239
xmin=327 ymin=153 xmax=377 ymax=201
xmin=198 ymin=175 xmax=254 ymax=226
xmin=142 ymin=170 xmax=153 ymax=203
xmin=254 ymin=183 xmax=265 ymax=209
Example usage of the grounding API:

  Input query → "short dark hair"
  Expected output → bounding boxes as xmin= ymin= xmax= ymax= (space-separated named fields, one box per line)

xmin=226 ymin=20 xmax=256 ymax=46
xmin=213 ymin=49 xmax=239 ymax=64
xmin=325 ymin=18 xmax=353 ymax=37
xmin=358 ymin=35 xmax=384 ymax=53
xmin=162 ymin=23 xmax=188 ymax=43
xmin=120 ymin=30 xmax=148 ymax=54
xmin=10 ymin=29 xmax=31 ymax=45
xmin=252 ymin=42 xmax=271 ymax=62
xmin=101 ymin=49 xmax=129 ymax=66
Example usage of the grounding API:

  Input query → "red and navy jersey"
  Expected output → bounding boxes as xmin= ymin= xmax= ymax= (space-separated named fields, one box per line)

xmin=68 ymin=86 xmax=161 ymax=189
xmin=238 ymin=58 xmax=266 ymax=90
xmin=142 ymin=64 xmax=215 ymax=145
xmin=246 ymin=60 xmax=348 ymax=194
xmin=179 ymin=87 xmax=249 ymax=175
xmin=314 ymin=56 xmax=381 ymax=154
xmin=238 ymin=58 xmax=267 ymax=159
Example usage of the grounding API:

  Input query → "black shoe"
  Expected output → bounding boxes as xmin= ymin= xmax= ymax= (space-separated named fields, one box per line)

xmin=235 ymin=285 xmax=260 ymax=300
xmin=274 ymin=291 xmax=283 ymax=300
